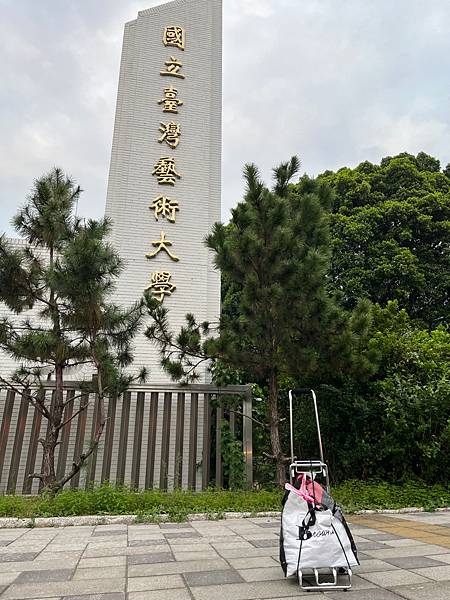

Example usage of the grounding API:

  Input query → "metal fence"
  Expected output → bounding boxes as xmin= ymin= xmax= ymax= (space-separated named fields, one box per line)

xmin=0 ymin=383 xmax=252 ymax=495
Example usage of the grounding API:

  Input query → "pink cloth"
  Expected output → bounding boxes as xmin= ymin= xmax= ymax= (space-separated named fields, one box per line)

xmin=285 ymin=473 xmax=324 ymax=505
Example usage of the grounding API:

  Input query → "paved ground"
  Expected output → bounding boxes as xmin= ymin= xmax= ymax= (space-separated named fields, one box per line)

xmin=0 ymin=512 xmax=449 ymax=599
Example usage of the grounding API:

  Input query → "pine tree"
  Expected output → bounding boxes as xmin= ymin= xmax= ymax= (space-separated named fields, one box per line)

xmin=145 ymin=157 xmax=371 ymax=486
xmin=0 ymin=168 xmax=145 ymax=494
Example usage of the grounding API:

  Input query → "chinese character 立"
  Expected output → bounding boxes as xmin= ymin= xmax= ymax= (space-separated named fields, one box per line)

xmin=160 ymin=56 xmax=185 ymax=79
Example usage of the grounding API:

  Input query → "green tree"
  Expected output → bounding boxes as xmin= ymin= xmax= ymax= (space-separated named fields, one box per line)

xmin=145 ymin=157 xmax=372 ymax=486
xmin=0 ymin=168 xmax=145 ymax=494
xmin=318 ymin=152 xmax=450 ymax=325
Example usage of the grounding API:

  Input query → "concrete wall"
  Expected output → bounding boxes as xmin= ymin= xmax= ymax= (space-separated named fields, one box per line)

xmin=105 ymin=0 xmax=222 ymax=382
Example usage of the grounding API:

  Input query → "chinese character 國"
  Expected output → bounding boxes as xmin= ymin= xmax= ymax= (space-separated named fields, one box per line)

xmin=150 ymin=195 xmax=179 ymax=223
xmin=145 ymin=231 xmax=180 ymax=262
xmin=158 ymin=86 xmax=183 ymax=114
xmin=163 ymin=26 xmax=185 ymax=50
xmin=145 ymin=271 xmax=176 ymax=302
xmin=152 ymin=156 xmax=181 ymax=185
xmin=160 ymin=56 xmax=185 ymax=79
xmin=158 ymin=121 xmax=181 ymax=149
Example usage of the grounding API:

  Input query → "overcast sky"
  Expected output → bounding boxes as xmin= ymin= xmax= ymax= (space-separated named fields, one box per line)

xmin=1 ymin=0 xmax=449 ymax=236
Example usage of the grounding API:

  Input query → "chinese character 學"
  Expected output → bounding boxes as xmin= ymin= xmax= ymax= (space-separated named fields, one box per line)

xmin=160 ymin=56 xmax=185 ymax=79
xmin=146 ymin=231 xmax=180 ymax=262
xmin=158 ymin=86 xmax=183 ymax=114
xmin=150 ymin=195 xmax=179 ymax=223
xmin=145 ymin=271 xmax=176 ymax=302
xmin=163 ymin=26 xmax=185 ymax=51
xmin=158 ymin=121 xmax=181 ymax=149
xmin=152 ymin=156 xmax=181 ymax=185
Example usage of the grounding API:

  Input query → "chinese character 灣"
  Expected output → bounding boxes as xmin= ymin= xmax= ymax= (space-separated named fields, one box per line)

xmin=159 ymin=122 xmax=181 ymax=149
xmin=163 ymin=26 xmax=185 ymax=50
xmin=160 ymin=56 xmax=185 ymax=79
xmin=145 ymin=271 xmax=176 ymax=302
xmin=152 ymin=156 xmax=181 ymax=185
xmin=150 ymin=195 xmax=179 ymax=223
xmin=146 ymin=231 xmax=180 ymax=262
xmin=158 ymin=86 xmax=183 ymax=114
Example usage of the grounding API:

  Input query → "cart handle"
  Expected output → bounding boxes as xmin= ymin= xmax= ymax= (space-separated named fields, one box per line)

xmin=288 ymin=388 xmax=325 ymax=466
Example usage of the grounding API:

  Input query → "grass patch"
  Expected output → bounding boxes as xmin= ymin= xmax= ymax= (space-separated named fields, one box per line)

xmin=0 ymin=480 xmax=448 ymax=521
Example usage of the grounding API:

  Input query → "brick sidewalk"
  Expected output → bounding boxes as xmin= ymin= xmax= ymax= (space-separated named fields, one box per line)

xmin=0 ymin=512 xmax=449 ymax=599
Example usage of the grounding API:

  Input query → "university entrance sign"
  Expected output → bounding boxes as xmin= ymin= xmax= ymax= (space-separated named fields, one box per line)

xmin=105 ymin=0 xmax=222 ymax=382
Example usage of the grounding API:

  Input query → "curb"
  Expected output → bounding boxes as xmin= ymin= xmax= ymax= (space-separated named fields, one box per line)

xmin=0 ymin=507 xmax=448 ymax=529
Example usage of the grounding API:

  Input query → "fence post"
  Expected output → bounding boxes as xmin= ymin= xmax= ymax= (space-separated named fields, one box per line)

xmin=242 ymin=388 xmax=253 ymax=489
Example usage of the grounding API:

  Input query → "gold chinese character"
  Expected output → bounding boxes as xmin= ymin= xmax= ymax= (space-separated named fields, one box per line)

xmin=152 ymin=156 xmax=181 ymax=185
xmin=146 ymin=231 xmax=180 ymax=262
xmin=150 ymin=195 xmax=179 ymax=223
xmin=163 ymin=26 xmax=185 ymax=50
xmin=159 ymin=122 xmax=181 ymax=149
xmin=158 ymin=86 xmax=183 ymax=114
xmin=160 ymin=56 xmax=185 ymax=79
xmin=145 ymin=271 xmax=176 ymax=302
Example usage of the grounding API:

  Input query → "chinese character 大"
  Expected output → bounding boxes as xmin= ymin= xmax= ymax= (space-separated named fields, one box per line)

xmin=146 ymin=231 xmax=180 ymax=262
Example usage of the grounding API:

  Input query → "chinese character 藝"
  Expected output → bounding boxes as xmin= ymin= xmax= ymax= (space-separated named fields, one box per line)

xmin=163 ymin=26 xmax=185 ymax=51
xmin=160 ymin=56 xmax=185 ymax=79
xmin=150 ymin=195 xmax=179 ymax=223
xmin=158 ymin=86 xmax=183 ymax=114
xmin=152 ymin=156 xmax=181 ymax=185
xmin=146 ymin=231 xmax=180 ymax=262
xmin=145 ymin=271 xmax=176 ymax=302
xmin=158 ymin=121 xmax=181 ymax=149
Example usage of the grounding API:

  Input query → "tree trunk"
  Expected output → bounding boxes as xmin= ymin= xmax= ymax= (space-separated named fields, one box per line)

xmin=268 ymin=369 xmax=286 ymax=487
xmin=41 ymin=364 xmax=64 ymax=494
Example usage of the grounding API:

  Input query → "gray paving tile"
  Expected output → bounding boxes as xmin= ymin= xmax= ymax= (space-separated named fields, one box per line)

xmin=249 ymin=539 xmax=279 ymax=548
xmin=0 ymin=552 xmax=38 ymax=563
xmin=128 ymin=552 xmax=174 ymax=565
xmin=15 ymin=569 xmax=73 ymax=583
xmin=128 ymin=590 xmax=191 ymax=600
xmin=364 ymin=533 xmax=402 ymax=542
xmin=73 ymin=566 xmax=126 ymax=579
xmin=411 ymin=564 xmax=450 ymax=580
xmin=385 ymin=556 xmax=448 ymax=569
xmin=2 ymin=577 xmax=125 ymax=599
xmin=358 ymin=541 xmax=390 ymax=550
xmin=127 ymin=574 xmax=185 ymax=592
xmin=367 ymin=544 xmax=449 ymax=559
xmin=0 ymin=573 xmax=19 ymax=586
xmin=160 ymin=523 xmax=193 ymax=530
xmin=92 ymin=530 xmax=126 ymax=537
xmin=184 ymin=569 xmax=244 ymax=587
xmin=128 ymin=558 xmax=229 ymax=577
xmin=238 ymin=566 xmax=285 ymax=582
xmin=326 ymin=589 xmax=403 ymax=599
xmin=227 ymin=557 xmax=279 ymax=570
xmin=128 ymin=539 xmax=169 ymax=547
xmin=254 ymin=522 xmax=279 ymax=529
xmin=189 ymin=579 xmax=310 ymax=599
xmin=359 ymin=569 xmax=430 ymax=587
xmin=355 ymin=559 xmax=400 ymax=573
xmin=391 ymin=582 xmax=450 ymax=600
xmin=0 ymin=541 xmax=14 ymax=547
xmin=164 ymin=532 xmax=202 ymax=539
xmin=62 ymin=595 xmax=125 ymax=600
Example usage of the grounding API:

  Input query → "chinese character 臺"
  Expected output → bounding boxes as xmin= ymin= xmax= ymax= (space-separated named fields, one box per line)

xmin=158 ymin=86 xmax=183 ymax=114
xmin=160 ymin=56 xmax=185 ymax=79
xmin=163 ymin=26 xmax=185 ymax=51
xmin=145 ymin=271 xmax=176 ymax=302
xmin=159 ymin=121 xmax=181 ymax=149
xmin=150 ymin=195 xmax=179 ymax=223
xmin=152 ymin=156 xmax=181 ymax=185
xmin=146 ymin=231 xmax=179 ymax=262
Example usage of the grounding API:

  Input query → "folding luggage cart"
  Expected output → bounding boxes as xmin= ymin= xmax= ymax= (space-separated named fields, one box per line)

xmin=279 ymin=388 xmax=359 ymax=592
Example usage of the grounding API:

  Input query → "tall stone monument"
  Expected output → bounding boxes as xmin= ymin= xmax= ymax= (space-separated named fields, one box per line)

xmin=105 ymin=0 xmax=222 ymax=381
